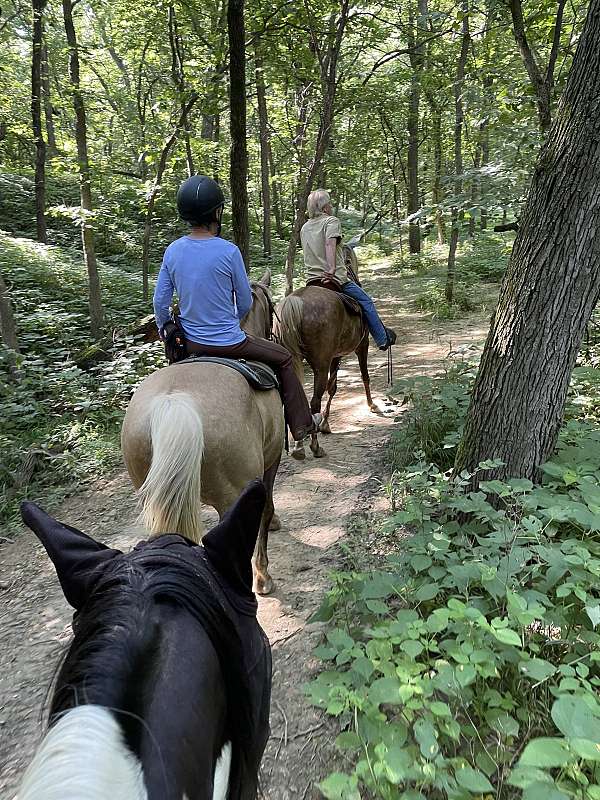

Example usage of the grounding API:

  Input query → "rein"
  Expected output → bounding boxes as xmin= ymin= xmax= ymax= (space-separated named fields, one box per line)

xmin=251 ymin=283 xmax=281 ymax=340
xmin=386 ymin=344 xmax=393 ymax=388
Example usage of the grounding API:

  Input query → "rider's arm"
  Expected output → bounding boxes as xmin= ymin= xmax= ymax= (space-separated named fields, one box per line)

xmin=231 ymin=247 xmax=253 ymax=319
xmin=153 ymin=257 xmax=174 ymax=337
xmin=324 ymin=216 xmax=343 ymax=277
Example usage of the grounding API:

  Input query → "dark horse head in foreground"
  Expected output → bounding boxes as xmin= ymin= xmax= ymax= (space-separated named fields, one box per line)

xmin=18 ymin=480 xmax=271 ymax=800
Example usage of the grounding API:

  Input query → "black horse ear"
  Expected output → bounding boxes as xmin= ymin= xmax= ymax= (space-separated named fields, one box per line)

xmin=20 ymin=502 xmax=122 ymax=610
xmin=202 ymin=479 xmax=267 ymax=596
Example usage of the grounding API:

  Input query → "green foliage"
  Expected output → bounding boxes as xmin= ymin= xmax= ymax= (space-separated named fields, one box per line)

xmin=415 ymin=281 xmax=477 ymax=319
xmin=311 ymin=356 xmax=600 ymax=799
xmin=0 ymin=231 xmax=163 ymax=524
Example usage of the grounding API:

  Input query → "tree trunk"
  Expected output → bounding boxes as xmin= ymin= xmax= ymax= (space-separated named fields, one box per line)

xmin=31 ymin=0 xmax=47 ymax=244
xmin=228 ymin=0 xmax=249 ymax=268
xmin=508 ymin=0 xmax=567 ymax=135
xmin=445 ymin=0 xmax=469 ymax=304
xmin=406 ymin=0 xmax=427 ymax=254
xmin=455 ymin=0 xmax=600 ymax=484
xmin=0 ymin=268 xmax=20 ymax=353
xmin=255 ymin=49 xmax=272 ymax=257
xmin=284 ymin=0 xmax=350 ymax=294
xmin=41 ymin=41 xmax=57 ymax=155
xmin=141 ymin=95 xmax=198 ymax=300
xmin=269 ymin=147 xmax=284 ymax=239
xmin=62 ymin=0 xmax=104 ymax=340
xmin=431 ymin=106 xmax=445 ymax=243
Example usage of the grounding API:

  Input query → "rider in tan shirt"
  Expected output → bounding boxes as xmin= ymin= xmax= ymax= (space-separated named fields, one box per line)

xmin=300 ymin=190 xmax=396 ymax=350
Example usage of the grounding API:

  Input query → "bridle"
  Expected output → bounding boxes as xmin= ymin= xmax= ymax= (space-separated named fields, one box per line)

xmin=251 ymin=283 xmax=281 ymax=340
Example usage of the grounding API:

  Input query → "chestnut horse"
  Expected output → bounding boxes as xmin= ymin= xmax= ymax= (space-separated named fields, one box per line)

xmin=274 ymin=247 xmax=376 ymax=460
xmin=121 ymin=270 xmax=282 ymax=595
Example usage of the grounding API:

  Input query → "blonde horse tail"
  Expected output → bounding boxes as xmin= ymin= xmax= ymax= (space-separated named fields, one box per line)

xmin=274 ymin=295 xmax=304 ymax=364
xmin=138 ymin=392 xmax=204 ymax=541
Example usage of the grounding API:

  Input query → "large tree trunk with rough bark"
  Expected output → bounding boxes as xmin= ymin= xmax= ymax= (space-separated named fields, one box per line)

xmin=455 ymin=0 xmax=600 ymax=483
xmin=63 ymin=0 xmax=104 ymax=340
xmin=41 ymin=41 xmax=58 ymax=155
xmin=31 ymin=0 xmax=47 ymax=244
xmin=228 ymin=0 xmax=249 ymax=269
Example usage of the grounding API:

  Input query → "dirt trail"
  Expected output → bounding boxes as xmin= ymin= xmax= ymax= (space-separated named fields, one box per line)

xmin=0 ymin=257 xmax=493 ymax=799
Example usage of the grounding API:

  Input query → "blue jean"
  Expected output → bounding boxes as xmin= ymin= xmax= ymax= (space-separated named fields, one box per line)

xmin=342 ymin=281 xmax=388 ymax=346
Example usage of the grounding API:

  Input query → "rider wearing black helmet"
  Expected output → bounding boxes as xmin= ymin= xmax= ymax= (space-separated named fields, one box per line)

xmin=154 ymin=175 xmax=320 ymax=445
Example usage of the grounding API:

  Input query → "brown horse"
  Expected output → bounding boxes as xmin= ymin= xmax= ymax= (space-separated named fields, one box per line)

xmin=121 ymin=269 xmax=282 ymax=594
xmin=274 ymin=249 xmax=376 ymax=460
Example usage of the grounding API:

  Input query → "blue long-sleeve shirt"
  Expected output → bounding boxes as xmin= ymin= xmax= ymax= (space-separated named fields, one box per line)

xmin=153 ymin=236 xmax=252 ymax=346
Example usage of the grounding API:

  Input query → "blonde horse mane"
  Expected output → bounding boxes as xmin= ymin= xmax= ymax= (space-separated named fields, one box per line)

xmin=274 ymin=295 xmax=304 ymax=363
xmin=137 ymin=392 xmax=204 ymax=542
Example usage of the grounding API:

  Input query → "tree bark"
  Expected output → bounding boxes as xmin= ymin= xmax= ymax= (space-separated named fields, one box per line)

xmin=228 ymin=0 xmax=249 ymax=269
xmin=455 ymin=0 xmax=600 ymax=484
xmin=284 ymin=0 xmax=350 ymax=295
xmin=406 ymin=0 xmax=427 ymax=254
xmin=0 ymin=268 xmax=20 ymax=353
xmin=41 ymin=41 xmax=57 ymax=155
xmin=445 ymin=0 xmax=469 ymax=304
xmin=31 ymin=0 xmax=47 ymax=244
xmin=255 ymin=48 xmax=272 ymax=257
xmin=62 ymin=0 xmax=104 ymax=340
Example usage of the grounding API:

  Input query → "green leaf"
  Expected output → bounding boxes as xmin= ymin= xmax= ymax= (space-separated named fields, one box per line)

xmin=335 ymin=731 xmax=361 ymax=751
xmin=415 ymin=582 xmax=440 ymax=602
xmin=491 ymin=627 xmax=522 ymax=647
xmin=430 ymin=701 xmax=451 ymax=717
xmin=454 ymin=766 xmax=494 ymax=793
xmin=414 ymin=718 xmax=439 ymax=760
xmin=570 ymin=738 xmax=600 ymax=761
xmin=400 ymin=639 xmax=424 ymax=659
xmin=551 ymin=695 xmax=600 ymax=740
xmin=368 ymin=677 xmax=400 ymax=706
xmin=586 ymin=604 xmax=600 ymax=628
xmin=318 ymin=772 xmax=360 ymax=800
xmin=519 ymin=658 xmax=556 ymax=682
xmin=411 ymin=554 xmax=433 ymax=572
xmin=522 ymin=782 xmax=569 ymax=800
xmin=455 ymin=663 xmax=476 ymax=687
xmin=383 ymin=744 xmax=412 ymax=783
xmin=366 ymin=599 xmax=389 ymax=615
xmin=519 ymin=738 xmax=574 ymax=768
xmin=507 ymin=766 xmax=553 ymax=789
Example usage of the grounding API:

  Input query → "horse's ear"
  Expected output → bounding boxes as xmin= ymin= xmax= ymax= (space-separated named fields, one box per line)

xmin=20 ymin=502 xmax=122 ymax=610
xmin=259 ymin=268 xmax=271 ymax=287
xmin=202 ymin=479 xmax=266 ymax=596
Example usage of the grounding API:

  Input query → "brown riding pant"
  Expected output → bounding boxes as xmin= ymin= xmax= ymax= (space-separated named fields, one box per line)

xmin=186 ymin=335 xmax=313 ymax=441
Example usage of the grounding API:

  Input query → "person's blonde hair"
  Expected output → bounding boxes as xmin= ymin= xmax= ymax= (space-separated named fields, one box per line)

xmin=306 ymin=189 xmax=331 ymax=218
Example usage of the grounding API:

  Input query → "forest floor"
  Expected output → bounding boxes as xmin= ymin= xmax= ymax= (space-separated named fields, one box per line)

xmin=0 ymin=254 xmax=496 ymax=799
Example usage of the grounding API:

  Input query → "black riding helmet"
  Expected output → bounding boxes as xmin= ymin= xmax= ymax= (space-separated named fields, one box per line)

xmin=177 ymin=175 xmax=225 ymax=225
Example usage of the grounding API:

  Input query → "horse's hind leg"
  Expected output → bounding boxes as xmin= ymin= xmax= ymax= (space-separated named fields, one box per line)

xmin=320 ymin=357 xmax=342 ymax=434
xmin=309 ymin=365 xmax=327 ymax=458
xmin=254 ymin=456 xmax=280 ymax=595
xmin=356 ymin=334 xmax=377 ymax=412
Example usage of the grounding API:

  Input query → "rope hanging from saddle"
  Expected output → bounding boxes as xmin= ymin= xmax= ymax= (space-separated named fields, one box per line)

xmin=386 ymin=344 xmax=393 ymax=388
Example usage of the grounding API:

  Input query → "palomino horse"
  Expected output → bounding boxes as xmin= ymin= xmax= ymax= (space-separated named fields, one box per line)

xmin=18 ymin=481 xmax=271 ymax=800
xmin=121 ymin=269 xmax=282 ymax=595
xmin=274 ymin=247 xmax=376 ymax=460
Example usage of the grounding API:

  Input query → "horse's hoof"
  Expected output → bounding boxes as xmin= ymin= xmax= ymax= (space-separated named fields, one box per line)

xmin=311 ymin=446 xmax=327 ymax=458
xmin=256 ymin=576 xmax=275 ymax=595
xmin=291 ymin=448 xmax=306 ymax=461
xmin=269 ymin=513 xmax=281 ymax=531
xmin=319 ymin=418 xmax=331 ymax=434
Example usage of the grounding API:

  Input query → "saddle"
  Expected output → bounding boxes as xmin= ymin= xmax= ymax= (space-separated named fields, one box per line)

xmin=175 ymin=355 xmax=280 ymax=392
xmin=305 ymin=277 xmax=362 ymax=317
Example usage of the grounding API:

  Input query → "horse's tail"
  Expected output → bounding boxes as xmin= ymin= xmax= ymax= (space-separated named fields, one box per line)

xmin=138 ymin=392 xmax=204 ymax=541
xmin=274 ymin=294 xmax=305 ymax=363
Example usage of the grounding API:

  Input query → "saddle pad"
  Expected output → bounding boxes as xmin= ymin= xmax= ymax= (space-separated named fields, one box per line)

xmin=177 ymin=355 xmax=280 ymax=391
xmin=305 ymin=278 xmax=362 ymax=316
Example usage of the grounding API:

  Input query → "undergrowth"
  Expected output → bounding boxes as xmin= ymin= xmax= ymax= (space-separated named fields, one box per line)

xmin=309 ymin=351 xmax=600 ymax=800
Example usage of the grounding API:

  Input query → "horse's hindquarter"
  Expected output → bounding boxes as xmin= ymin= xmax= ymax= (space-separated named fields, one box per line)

xmin=299 ymin=287 xmax=364 ymax=362
xmin=122 ymin=363 xmax=283 ymax=503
